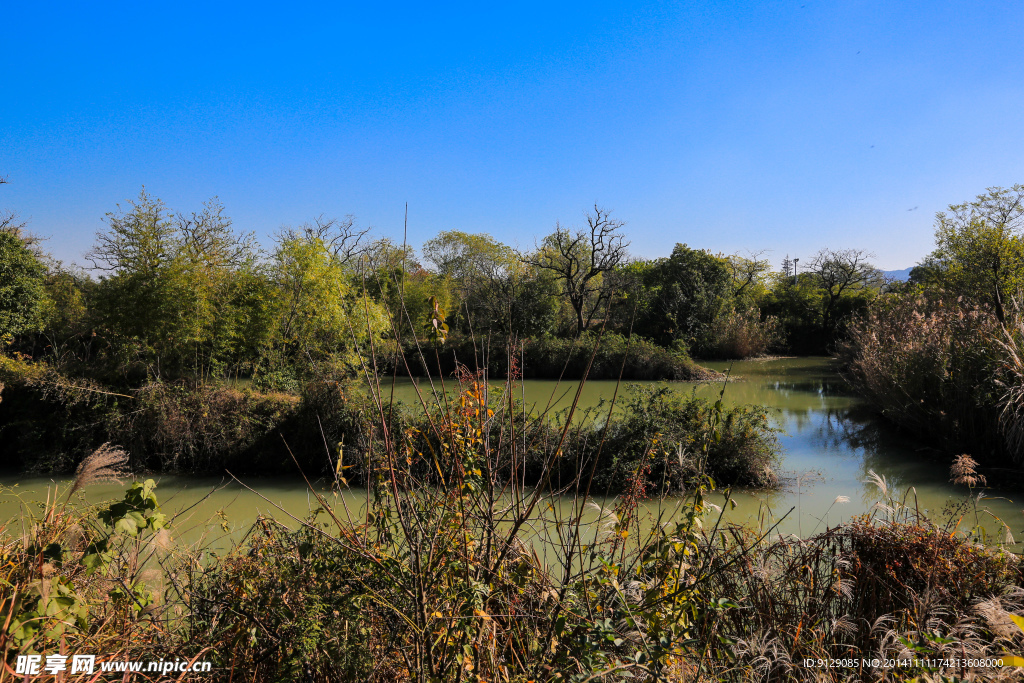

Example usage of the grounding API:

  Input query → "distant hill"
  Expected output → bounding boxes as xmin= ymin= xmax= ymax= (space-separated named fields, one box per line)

xmin=882 ymin=267 xmax=913 ymax=282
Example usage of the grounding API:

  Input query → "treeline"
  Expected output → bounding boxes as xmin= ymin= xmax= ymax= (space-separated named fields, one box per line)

xmin=0 ymin=186 xmax=884 ymax=475
xmin=1 ymin=190 xmax=885 ymax=387
xmin=841 ymin=184 xmax=1024 ymax=468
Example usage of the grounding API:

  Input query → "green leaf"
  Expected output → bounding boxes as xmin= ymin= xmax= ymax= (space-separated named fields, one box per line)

xmin=114 ymin=516 xmax=139 ymax=537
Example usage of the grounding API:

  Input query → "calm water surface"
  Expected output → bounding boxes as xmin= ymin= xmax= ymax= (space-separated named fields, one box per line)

xmin=3 ymin=358 xmax=1021 ymax=549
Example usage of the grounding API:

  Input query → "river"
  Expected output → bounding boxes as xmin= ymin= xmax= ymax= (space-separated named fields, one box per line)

xmin=2 ymin=357 xmax=1021 ymax=550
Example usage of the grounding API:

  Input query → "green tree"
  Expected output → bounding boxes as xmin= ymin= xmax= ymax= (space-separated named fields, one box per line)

xmin=726 ymin=251 xmax=772 ymax=305
xmin=272 ymin=227 xmax=390 ymax=373
xmin=88 ymin=189 xmax=273 ymax=378
xmin=422 ymin=230 xmax=558 ymax=336
xmin=928 ymin=184 xmax=1024 ymax=322
xmin=759 ymin=249 xmax=879 ymax=353
xmin=360 ymin=237 xmax=440 ymax=339
xmin=803 ymin=248 xmax=881 ymax=335
xmin=37 ymin=265 xmax=93 ymax=365
xmin=87 ymin=189 xmax=197 ymax=369
xmin=175 ymin=198 xmax=262 ymax=375
xmin=631 ymin=245 xmax=732 ymax=352
xmin=0 ymin=230 xmax=46 ymax=342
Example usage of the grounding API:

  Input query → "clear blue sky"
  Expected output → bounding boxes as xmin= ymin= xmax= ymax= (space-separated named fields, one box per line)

xmin=2 ymin=1 xmax=1022 ymax=270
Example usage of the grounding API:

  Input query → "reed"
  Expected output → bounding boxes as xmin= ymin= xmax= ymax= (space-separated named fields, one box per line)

xmin=839 ymin=292 xmax=1004 ymax=458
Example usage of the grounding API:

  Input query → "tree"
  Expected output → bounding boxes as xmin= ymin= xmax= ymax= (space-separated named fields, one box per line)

xmin=631 ymin=245 xmax=732 ymax=350
xmin=358 ymin=237 xmax=436 ymax=338
xmin=929 ymin=185 xmax=1024 ymax=322
xmin=726 ymin=251 xmax=772 ymax=303
xmin=780 ymin=255 xmax=794 ymax=278
xmin=175 ymin=198 xmax=261 ymax=371
xmin=272 ymin=228 xmax=390 ymax=371
xmin=422 ymin=230 xmax=558 ymax=336
xmin=87 ymin=189 xmax=198 ymax=367
xmin=0 ymin=176 xmax=51 ymax=348
xmin=1 ymin=177 xmax=45 ymax=253
xmin=87 ymin=189 xmax=272 ymax=377
xmin=422 ymin=230 xmax=509 ymax=283
xmin=278 ymin=215 xmax=370 ymax=267
xmin=37 ymin=265 xmax=92 ymax=365
xmin=529 ymin=206 xmax=629 ymax=335
xmin=422 ymin=230 xmax=513 ymax=332
xmin=804 ymin=248 xmax=881 ymax=333
xmin=0 ymin=230 xmax=46 ymax=341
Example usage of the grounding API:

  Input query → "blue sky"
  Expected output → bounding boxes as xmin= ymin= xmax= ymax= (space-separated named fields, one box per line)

xmin=2 ymin=1 xmax=1022 ymax=270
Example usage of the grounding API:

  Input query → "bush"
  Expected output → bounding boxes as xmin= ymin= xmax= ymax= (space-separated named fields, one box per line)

xmin=0 ymin=457 xmax=191 ymax=671
xmin=0 ymin=353 xmax=118 ymax=471
xmin=0 ymin=351 xmax=775 ymax=495
xmin=537 ymin=385 xmax=781 ymax=492
xmin=3 ymin=393 xmax=1022 ymax=682
xmin=699 ymin=517 xmax=1023 ymax=679
xmin=115 ymin=382 xmax=300 ymax=472
xmin=392 ymin=380 xmax=781 ymax=494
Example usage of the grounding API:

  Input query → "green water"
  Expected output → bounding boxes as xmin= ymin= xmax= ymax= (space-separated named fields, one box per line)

xmin=2 ymin=358 xmax=1021 ymax=550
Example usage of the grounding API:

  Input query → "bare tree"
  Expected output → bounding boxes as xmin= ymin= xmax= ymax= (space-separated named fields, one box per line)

xmin=528 ymin=205 xmax=629 ymax=335
xmin=176 ymin=197 xmax=257 ymax=270
xmin=278 ymin=215 xmax=371 ymax=266
xmin=805 ymin=248 xmax=880 ymax=331
xmin=0 ymin=210 xmax=29 ymax=238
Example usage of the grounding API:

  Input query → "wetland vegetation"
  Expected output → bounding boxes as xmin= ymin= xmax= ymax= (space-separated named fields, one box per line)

xmin=4 ymin=184 xmax=1024 ymax=680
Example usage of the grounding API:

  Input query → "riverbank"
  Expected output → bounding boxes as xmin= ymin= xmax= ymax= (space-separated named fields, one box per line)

xmin=3 ymin=446 xmax=1024 ymax=682
xmin=392 ymin=331 xmax=721 ymax=381
xmin=0 ymin=351 xmax=779 ymax=492
xmin=6 ymin=357 xmax=1024 ymax=680
xmin=8 ymin=357 xmax=1024 ymax=534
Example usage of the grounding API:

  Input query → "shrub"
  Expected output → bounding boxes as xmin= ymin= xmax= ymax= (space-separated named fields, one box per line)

xmin=115 ymin=381 xmax=300 ymax=472
xmin=543 ymin=385 xmax=781 ymax=492
xmin=3 ymin=387 xmax=1022 ymax=682
xmin=0 ymin=353 xmax=118 ymax=471
xmin=0 ymin=450 xmax=190 ymax=671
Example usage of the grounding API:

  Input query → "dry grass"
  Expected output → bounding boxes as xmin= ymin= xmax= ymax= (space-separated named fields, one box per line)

xmin=64 ymin=442 xmax=129 ymax=499
xmin=839 ymin=292 xmax=1003 ymax=458
xmin=951 ymin=453 xmax=988 ymax=487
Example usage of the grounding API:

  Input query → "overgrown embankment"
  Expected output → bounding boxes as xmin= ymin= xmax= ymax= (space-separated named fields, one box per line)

xmin=394 ymin=331 xmax=720 ymax=381
xmin=0 ymin=353 xmax=777 ymax=491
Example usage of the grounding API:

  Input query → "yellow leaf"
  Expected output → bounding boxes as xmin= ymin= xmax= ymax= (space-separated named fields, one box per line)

xmin=1010 ymin=614 xmax=1024 ymax=633
xmin=1001 ymin=655 xmax=1024 ymax=667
